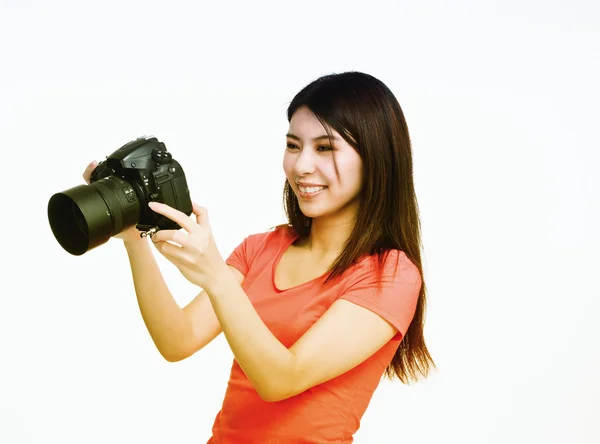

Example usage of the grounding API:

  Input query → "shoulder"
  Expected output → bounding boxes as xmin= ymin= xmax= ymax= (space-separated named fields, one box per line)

xmin=226 ymin=224 xmax=297 ymax=276
xmin=336 ymin=249 xmax=422 ymax=338
xmin=231 ymin=224 xmax=296 ymax=261
xmin=348 ymin=249 xmax=421 ymax=288
xmin=245 ymin=223 xmax=296 ymax=247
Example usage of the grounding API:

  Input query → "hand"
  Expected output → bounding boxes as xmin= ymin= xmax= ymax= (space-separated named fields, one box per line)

xmin=147 ymin=201 xmax=228 ymax=291
xmin=82 ymin=160 xmax=144 ymax=243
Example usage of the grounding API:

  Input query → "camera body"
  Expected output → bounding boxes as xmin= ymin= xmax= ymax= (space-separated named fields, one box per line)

xmin=89 ymin=136 xmax=193 ymax=234
xmin=48 ymin=135 xmax=193 ymax=255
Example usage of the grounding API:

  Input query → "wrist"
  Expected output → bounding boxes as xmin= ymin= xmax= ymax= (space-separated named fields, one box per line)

xmin=207 ymin=263 xmax=235 ymax=296
xmin=123 ymin=236 xmax=148 ymax=248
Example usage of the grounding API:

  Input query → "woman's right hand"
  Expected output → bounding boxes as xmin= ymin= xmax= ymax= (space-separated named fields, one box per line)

xmin=82 ymin=160 xmax=145 ymax=243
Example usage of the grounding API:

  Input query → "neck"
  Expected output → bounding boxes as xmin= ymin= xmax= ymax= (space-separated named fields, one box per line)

xmin=301 ymin=212 xmax=356 ymax=257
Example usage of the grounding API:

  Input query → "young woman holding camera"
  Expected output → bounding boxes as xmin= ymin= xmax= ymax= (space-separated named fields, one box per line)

xmin=83 ymin=71 xmax=434 ymax=443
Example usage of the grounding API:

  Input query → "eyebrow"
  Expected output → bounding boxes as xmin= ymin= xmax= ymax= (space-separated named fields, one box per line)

xmin=286 ymin=132 xmax=339 ymax=142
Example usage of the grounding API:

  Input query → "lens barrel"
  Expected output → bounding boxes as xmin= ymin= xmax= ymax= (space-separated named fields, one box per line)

xmin=48 ymin=176 xmax=141 ymax=255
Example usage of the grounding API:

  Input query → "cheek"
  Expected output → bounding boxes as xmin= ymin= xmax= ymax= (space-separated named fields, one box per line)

xmin=334 ymin=158 xmax=363 ymax=192
xmin=314 ymin=157 xmax=338 ymax=181
xmin=282 ymin=155 xmax=294 ymax=177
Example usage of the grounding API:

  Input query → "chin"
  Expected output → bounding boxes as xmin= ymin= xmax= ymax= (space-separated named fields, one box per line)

xmin=298 ymin=198 xmax=359 ymax=222
xmin=298 ymin=204 xmax=333 ymax=219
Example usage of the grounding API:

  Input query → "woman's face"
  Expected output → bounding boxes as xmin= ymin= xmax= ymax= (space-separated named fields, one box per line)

xmin=283 ymin=106 xmax=363 ymax=222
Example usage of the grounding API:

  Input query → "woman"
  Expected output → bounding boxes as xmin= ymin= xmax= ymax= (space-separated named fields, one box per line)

xmin=83 ymin=71 xmax=435 ymax=443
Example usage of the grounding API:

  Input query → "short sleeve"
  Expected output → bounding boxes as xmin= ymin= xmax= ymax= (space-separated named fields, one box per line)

xmin=225 ymin=232 xmax=270 ymax=277
xmin=338 ymin=250 xmax=421 ymax=339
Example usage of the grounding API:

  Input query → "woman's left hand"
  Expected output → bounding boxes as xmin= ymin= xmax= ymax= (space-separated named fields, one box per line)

xmin=148 ymin=201 xmax=228 ymax=292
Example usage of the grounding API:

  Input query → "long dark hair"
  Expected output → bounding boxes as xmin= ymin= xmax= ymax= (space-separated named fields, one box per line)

xmin=280 ymin=71 xmax=434 ymax=383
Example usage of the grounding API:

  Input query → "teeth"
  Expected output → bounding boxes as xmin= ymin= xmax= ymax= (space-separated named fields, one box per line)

xmin=299 ymin=185 xmax=326 ymax=193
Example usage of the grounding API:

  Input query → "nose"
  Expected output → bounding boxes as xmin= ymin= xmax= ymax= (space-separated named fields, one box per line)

xmin=293 ymin=148 xmax=317 ymax=176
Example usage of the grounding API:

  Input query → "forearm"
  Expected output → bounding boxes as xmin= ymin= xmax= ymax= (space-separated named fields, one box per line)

xmin=207 ymin=270 xmax=295 ymax=401
xmin=124 ymin=238 xmax=194 ymax=361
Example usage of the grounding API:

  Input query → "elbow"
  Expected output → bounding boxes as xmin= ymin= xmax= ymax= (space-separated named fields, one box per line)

xmin=256 ymin=379 xmax=298 ymax=403
xmin=258 ymin=387 xmax=285 ymax=403
xmin=162 ymin=352 xmax=185 ymax=363
xmin=158 ymin=343 xmax=196 ymax=363
xmin=258 ymin=356 xmax=304 ymax=402
xmin=156 ymin=331 xmax=204 ymax=363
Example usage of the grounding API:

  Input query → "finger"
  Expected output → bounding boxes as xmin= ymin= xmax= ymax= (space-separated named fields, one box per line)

xmin=152 ymin=240 xmax=181 ymax=260
xmin=82 ymin=160 xmax=98 ymax=184
xmin=150 ymin=230 xmax=187 ymax=246
xmin=148 ymin=202 xmax=196 ymax=233
xmin=192 ymin=201 xmax=209 ymax=226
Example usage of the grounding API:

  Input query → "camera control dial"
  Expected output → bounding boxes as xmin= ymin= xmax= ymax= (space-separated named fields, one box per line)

xmin=152 ymin=149 xmax=172 ymax=165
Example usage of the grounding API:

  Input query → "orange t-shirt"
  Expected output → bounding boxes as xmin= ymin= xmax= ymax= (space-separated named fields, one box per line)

xmin=207 ymin=226 xmax=421 ymax=443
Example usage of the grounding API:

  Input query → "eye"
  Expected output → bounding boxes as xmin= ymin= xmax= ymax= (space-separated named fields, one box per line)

xmin=317 ymin=145 xmax=332 ymax=152
xmin=286 ymin=142 xmax=299 ymax=150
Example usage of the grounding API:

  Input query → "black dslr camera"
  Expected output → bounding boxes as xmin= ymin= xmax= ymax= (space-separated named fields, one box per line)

xmin=47 ymin=136 xmax=193 ymax=256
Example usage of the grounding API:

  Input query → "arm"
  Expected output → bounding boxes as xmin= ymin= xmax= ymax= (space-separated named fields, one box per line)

xmin=139 ymin=201 xmax=402 ymax=397
xmin=124 ymin=238 xmax=244 ymax=362
xmin=207 ymin=271 xmax=397 ymax=402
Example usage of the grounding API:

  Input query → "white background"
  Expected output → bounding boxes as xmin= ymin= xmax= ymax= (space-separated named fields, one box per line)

xmin=1 ymin=0 xmax=598 ymax=443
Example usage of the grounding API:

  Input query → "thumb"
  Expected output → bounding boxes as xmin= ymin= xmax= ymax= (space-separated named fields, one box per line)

xmin=82 ymin=160 xmax=98 ymax=184
xmin=192 ymin=202 xmax=209 ymax=226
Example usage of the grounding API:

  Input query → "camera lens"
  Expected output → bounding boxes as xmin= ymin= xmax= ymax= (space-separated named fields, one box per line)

xmin=47 ymin=176 xmax=141 ymax=255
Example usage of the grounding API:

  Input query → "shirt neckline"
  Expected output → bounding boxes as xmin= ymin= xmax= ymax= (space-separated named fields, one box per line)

xmin=271 ymin=228 xmax=329 ymax=293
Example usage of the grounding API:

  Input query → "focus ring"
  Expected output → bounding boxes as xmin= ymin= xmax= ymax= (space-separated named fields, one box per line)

xmin=93 ymin=177 xmax=128 ymax=235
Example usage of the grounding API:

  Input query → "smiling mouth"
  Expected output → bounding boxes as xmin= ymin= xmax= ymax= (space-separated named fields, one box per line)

xmin=298 ymin=185 xmax=328 ymax=193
